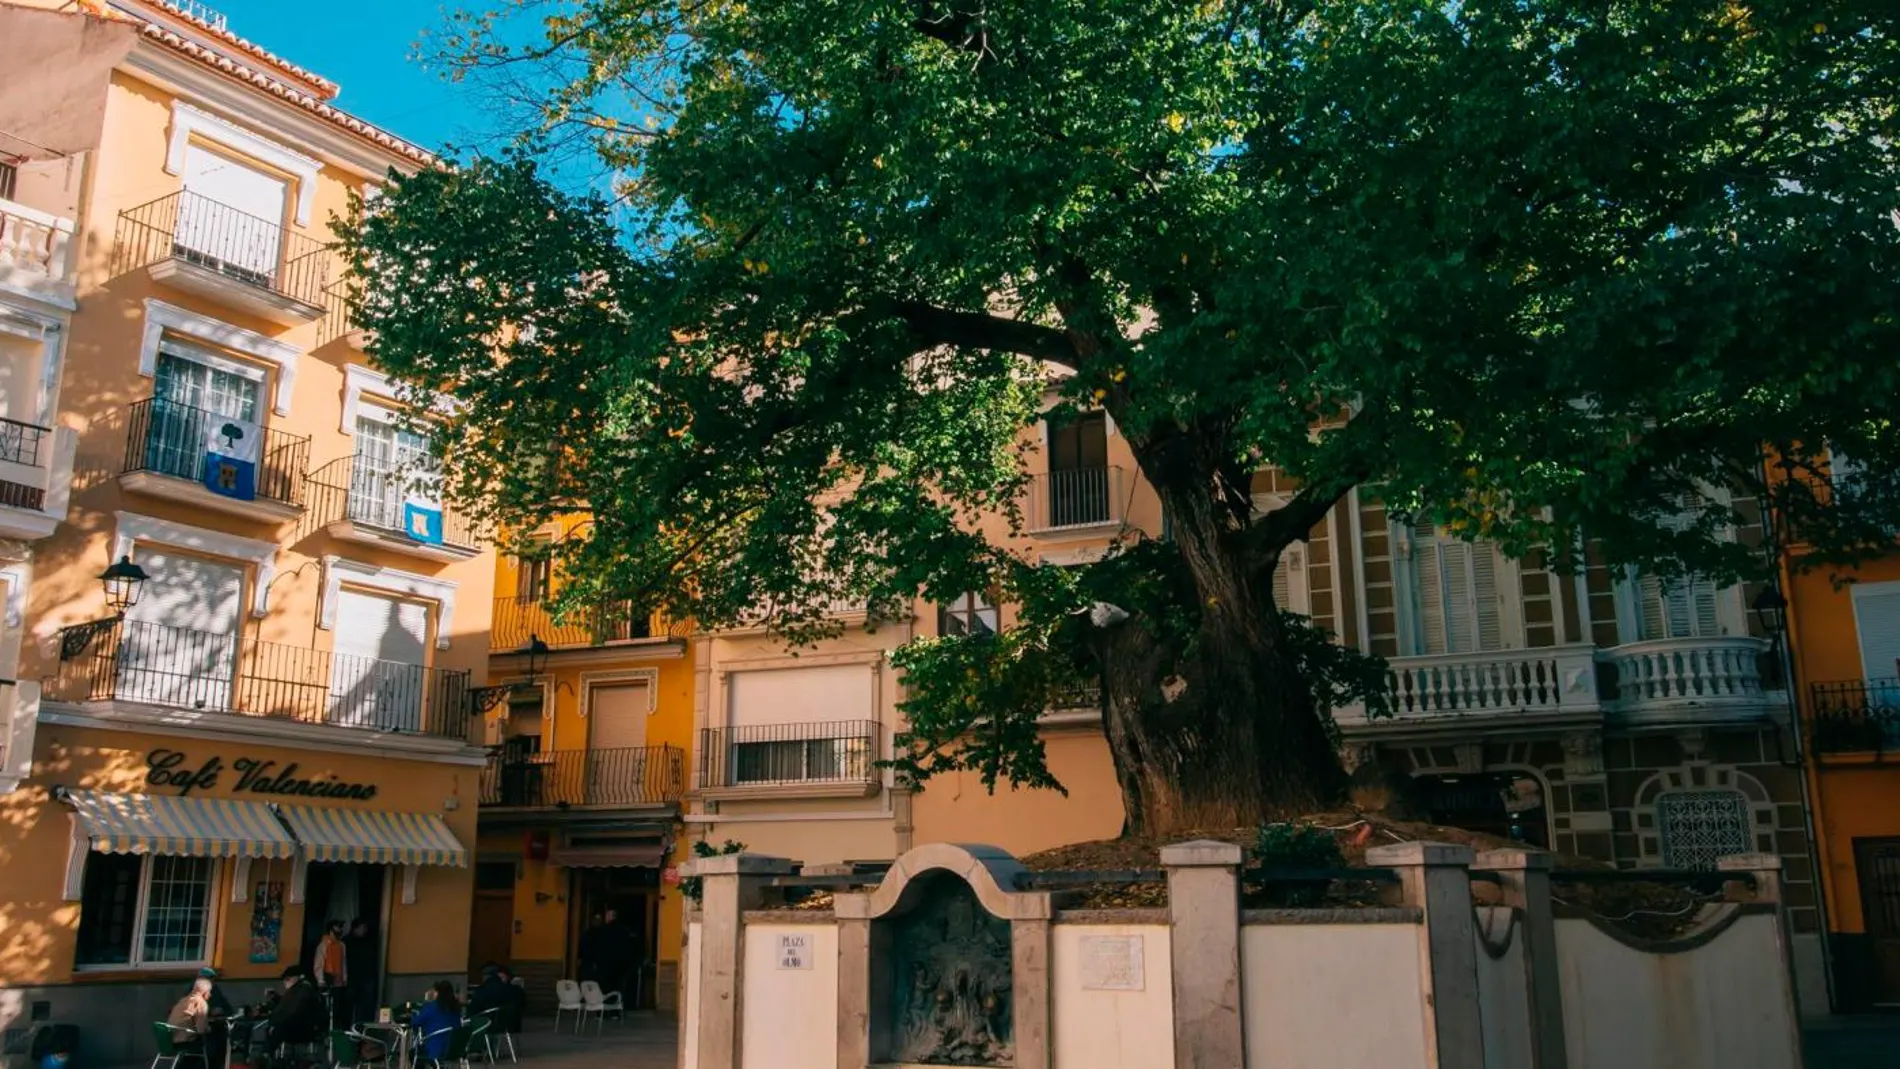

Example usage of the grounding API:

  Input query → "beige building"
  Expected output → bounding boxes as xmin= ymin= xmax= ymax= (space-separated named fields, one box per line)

xmin=0 ymin=1 xmax=498 ymax=1059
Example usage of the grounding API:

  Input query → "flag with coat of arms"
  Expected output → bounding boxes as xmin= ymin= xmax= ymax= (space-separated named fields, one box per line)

xmin=202 ymin=415 xmax=260 ymax=501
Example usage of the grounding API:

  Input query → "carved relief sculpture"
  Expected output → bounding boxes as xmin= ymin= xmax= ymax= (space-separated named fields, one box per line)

xmin=888 ymin=877 xmax=1015 ymax=1066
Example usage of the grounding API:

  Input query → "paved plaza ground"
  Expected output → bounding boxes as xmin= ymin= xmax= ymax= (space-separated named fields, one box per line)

xmin=500 ymin=1012 xmax=678 ymax=1069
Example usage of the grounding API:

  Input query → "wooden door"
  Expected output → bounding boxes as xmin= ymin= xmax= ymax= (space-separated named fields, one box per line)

xmin=1854 ymin=837 xmax=1900 ymax=1006
xmin=468 ymin=887 xmax=514 ymax=981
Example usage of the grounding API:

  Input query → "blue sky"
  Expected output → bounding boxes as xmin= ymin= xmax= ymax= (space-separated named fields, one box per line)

xmin=208 ymin=0 xmax=496 ymax=155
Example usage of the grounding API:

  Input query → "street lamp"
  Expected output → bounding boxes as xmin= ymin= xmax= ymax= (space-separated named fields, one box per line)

xmin=98 ymin=556 xmax=150 ymax=616
xmin=520 ymin=634 xmax=550 ymax=681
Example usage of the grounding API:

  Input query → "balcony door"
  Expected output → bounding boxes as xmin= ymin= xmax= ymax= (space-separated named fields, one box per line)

xmin=586 ymin=681 xmax=651 ymax=805
xmin=119 ymin=549 xmax=242 ymax=710
xmin=1402 ymin=523 xmax=1515 ymax=656
xmin=177 ymin=144 xmax=287 ymax=284
xmin=351 ymin=414 xmax=433 ymax=532
xmin=1045 ymin=411 xmax=1109 ymax=527
xmin=1851 ymin=583 xmax=1900 ymax=726
xmin=327 ymin=588 xmax=429 ymax=731
xmin=149 ymin=348 xmax=262 ymax=483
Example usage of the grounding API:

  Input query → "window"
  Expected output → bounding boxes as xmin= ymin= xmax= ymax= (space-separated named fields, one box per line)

xmin=939 ymin=592 xmax=999 ymax=637
xmin=1657 ymin=790 xmax=1752 ymax=869
xmin=74 ymin=854 xmax=216 ymax=968
xmin=1406 ymin=524 xmax=1508 ymax=655
xmin=731 ymin=734 xmax=871 ymax=785
xmin=515 ymin=555 xmax=552 ymax=603
xmin=1634 ymin=492 xmax=1728 ymax=640
xmin=1044 ymin=411 xmax=1109 ymax=527
xmin=351 ymin=414 xmax=435 ymax=532
xmin=146 ymin=347 xmax=264 ymax=483
xmin=1270 ymin=544 xmax=1309 ymax=615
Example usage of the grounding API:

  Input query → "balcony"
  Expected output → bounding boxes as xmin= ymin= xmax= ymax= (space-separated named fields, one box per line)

xmin=1334 ymin=636 xmax=1774 ymax=734
xmin=1026 ymin=466 xmax=1126 ymax=533
xmin=1810 ymin=679 xmax=1900 ymax=756
xmin=0 ymin=195 xmax=74 ymax=304
xmin=1598 ymin=636 xmax=1771 ymax=725
xmin=0 ymin=415 xmax=66 ymax=540
xmin=118 ymin=191 xmax=328 ymax=325
xmin=478 ymin=745 xmax=686 ymax=809
xmin=490 ymin=595 xmax=654 ymax=652
xmin=49 ymin=618 xmax=473 ymax=741
xmin=120 ymin=398 xmax=309 ymax=522
xmin=696 ymin=720 xmax=881 ymax=799
xmin=308 ymin=454 xmax=480 ymax=562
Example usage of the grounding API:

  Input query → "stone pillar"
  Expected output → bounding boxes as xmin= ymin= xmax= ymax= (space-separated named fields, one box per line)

xmin=688 ymin=853 xmax=797 ymax=1069
xmin=1161 ymin=840 xmax=1245 ymax=1069
xmin=1366 ymin=842 xmax=1483 ymax=1069
xmin=1473 ymin=849 xmax=1568 ymax=1069
xmin=1719 ymin=852 xmax=1805 ymax=1059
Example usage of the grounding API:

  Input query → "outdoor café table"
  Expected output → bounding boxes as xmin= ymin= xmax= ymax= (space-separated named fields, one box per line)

xmin=359 ymin=1020 xmax=412 ymax=1069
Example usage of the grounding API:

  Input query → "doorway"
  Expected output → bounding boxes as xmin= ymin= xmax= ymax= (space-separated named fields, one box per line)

xmin=299 ymin=862 xmax=387 ymax=1003
xmin=1411 ymin=772 xmax=1551 ymax=849
xmin=567 ymin=866 xmax=661 ymax=1009
xmin=1854 ymin=837 xmax=1900 ymax=1006
xmin=468 ymin=861 xmax=517 ymax=983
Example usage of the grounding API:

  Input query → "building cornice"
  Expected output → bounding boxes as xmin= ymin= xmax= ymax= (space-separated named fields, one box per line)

xmin=37 ymin=701 xmax=490 ymax=766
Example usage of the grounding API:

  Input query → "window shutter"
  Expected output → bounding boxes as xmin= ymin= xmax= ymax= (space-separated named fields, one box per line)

xmin=1272 ymin=545 xmax=1310 ymax=615
xmin=1471 ymin=545 xmax=1504 ymax=651
xmin=1636 ymin=492 xmax=1726 ymax=640
xmin=1413 ymin=523 xmax=1448 ymax=654
xmin=1854 ymin=587 xmax=1900 ymax=682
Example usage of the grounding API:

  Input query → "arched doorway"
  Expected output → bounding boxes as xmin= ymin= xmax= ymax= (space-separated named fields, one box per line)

xmin=1411 ymin=771 xmax=1551 ymax=849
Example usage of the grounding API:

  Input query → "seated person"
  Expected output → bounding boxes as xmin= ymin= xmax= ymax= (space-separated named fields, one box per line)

xmin=247 ymin=967 xmax=326 ymax=1064
xmin=166 ymin=978 xmax=213 ymax=1050
xmin=465 ymin=964 xmax=511 ymax=1019
xmin=410 ymin=983 xmax=462 ymax=1064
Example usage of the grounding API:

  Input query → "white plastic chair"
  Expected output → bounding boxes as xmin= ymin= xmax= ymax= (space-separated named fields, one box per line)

xmin=552 ymin=980 xmax=585 ymax=1034
xmin=578 ymin=981 xmax=623 ymax=1033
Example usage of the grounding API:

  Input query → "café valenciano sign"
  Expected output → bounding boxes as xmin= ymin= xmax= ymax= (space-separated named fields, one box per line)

xmin=146 ymin=748 xmax=379 ymax=801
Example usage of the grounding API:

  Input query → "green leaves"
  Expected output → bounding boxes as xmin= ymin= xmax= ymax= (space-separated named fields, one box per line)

xmin=351 ymin=0 xmax=1900 ymax=800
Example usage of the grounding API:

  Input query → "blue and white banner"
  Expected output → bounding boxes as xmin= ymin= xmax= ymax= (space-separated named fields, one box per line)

xmin=202 ymin=415 xmax=260 ymax=501
xmin=401 ymin=482 xmax=444 ymax=545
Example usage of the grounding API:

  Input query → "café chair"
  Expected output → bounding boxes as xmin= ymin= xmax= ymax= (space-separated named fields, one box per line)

xmin=577 ymin=982 xmax=623 ymax=1033
xmin=150 ymin=1023 xmax=208 ymax=1069
xmin=551 ymin=981 xmax=585 ymax=1034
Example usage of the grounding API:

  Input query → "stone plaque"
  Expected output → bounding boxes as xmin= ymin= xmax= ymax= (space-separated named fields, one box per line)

xmin=777 ymin=932 xmax=813 ymax=970
xmin=1079 ymin=934 xmax=1144 ymax=991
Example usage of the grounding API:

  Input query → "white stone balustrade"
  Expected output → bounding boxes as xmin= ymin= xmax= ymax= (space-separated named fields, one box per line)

xmin=0 ymin=199 xmax=73 ymax=282
xmin=1599 ymin=634 xmax=1769 ymax=722
xmin=1378 ymin=644 xmax=1602 ymax=721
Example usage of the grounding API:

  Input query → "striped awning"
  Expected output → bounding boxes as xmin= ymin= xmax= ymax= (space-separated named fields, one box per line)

xmin=276 ymin=805 xmax=467 ymax=867
xmin=61 ymin=790 xmax=297 ymax=859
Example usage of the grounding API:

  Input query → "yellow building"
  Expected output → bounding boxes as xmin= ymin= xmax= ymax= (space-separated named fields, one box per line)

xmin=471 ymin=534 xmax=694 ymax=1012
xmin=0 ymin=1 xmax=497 ymax=1059
xmin=1782 ymin=454 xmax=1900 ymax=1010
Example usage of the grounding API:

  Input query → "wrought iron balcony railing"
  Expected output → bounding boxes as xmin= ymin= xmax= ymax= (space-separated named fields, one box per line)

xmin=307 ymin=454 xmax=478 ymax=550
xmin=50 ymin=617 xmax=471 ymax=740
xmin=490 ymin=595 xmax=653 ymax=652
xmin=697 ymin=720 xmax=880 ymax=789
xmin=1810 ymin=679 xmax=1900 ymax=755
xmin=0 ymin=416 xmax=49 ymax=512
xmin=478 ymin=745 xmax=686 ymax=808
xmin=123 ymin=397 xmax=310 ymax=507
xmin=1026 ymin=466 xmax=1125 ymax=531
xmin=118 ymin=190 xmax=328 ymax=308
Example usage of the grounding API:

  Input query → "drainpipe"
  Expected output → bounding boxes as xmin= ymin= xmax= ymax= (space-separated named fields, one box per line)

xmin=1760 ymin=454 xmax=1838 ymax=1014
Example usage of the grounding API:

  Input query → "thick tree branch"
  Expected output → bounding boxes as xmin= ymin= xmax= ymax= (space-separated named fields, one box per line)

xmin=1245 ymin=480 xmax=1352 ymax=571
xmin=876 ymin=298 xmax=1085 ymax=369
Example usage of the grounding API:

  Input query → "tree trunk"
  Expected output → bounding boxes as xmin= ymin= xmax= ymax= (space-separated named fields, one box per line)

xmin=1100 ymin=429 xmax=1347 ymax=835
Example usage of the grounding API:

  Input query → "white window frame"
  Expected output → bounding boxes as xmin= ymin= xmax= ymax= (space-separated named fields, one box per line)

xmin=1611 ymin=488 xmax=1747 ymax=642
xmin=318 ymin=556 xmax=457 ymax=649
xmin=938 ymin=592 xmax=1000 ymax=636
xmin=164 ymin=101 xmax=320 ymax=227
xmin=1850 ymin=580 xmax=1900 ymax=683
xmin=138 ymin=299 xmax=302 ymax=416
xmin=1390 ymin=521 xmax=1525 ymax=656
xmin=72 ymin=850 xmax=221 ymax=971
xmin=112 ymin=510 xmax=278 ymax=618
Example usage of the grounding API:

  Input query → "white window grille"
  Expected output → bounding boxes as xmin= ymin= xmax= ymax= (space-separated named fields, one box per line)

xmin=1657 ymin=789 xmax=1752 ymax=869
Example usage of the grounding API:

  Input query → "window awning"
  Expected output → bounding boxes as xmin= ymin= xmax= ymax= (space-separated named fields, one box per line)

xmin=548 ymin=841 xmax=668 ymax=869
xmin=276 ymin=805 xmax=467 ymax=867
xmin=60 ymin=790 xmax=297 ymax=859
